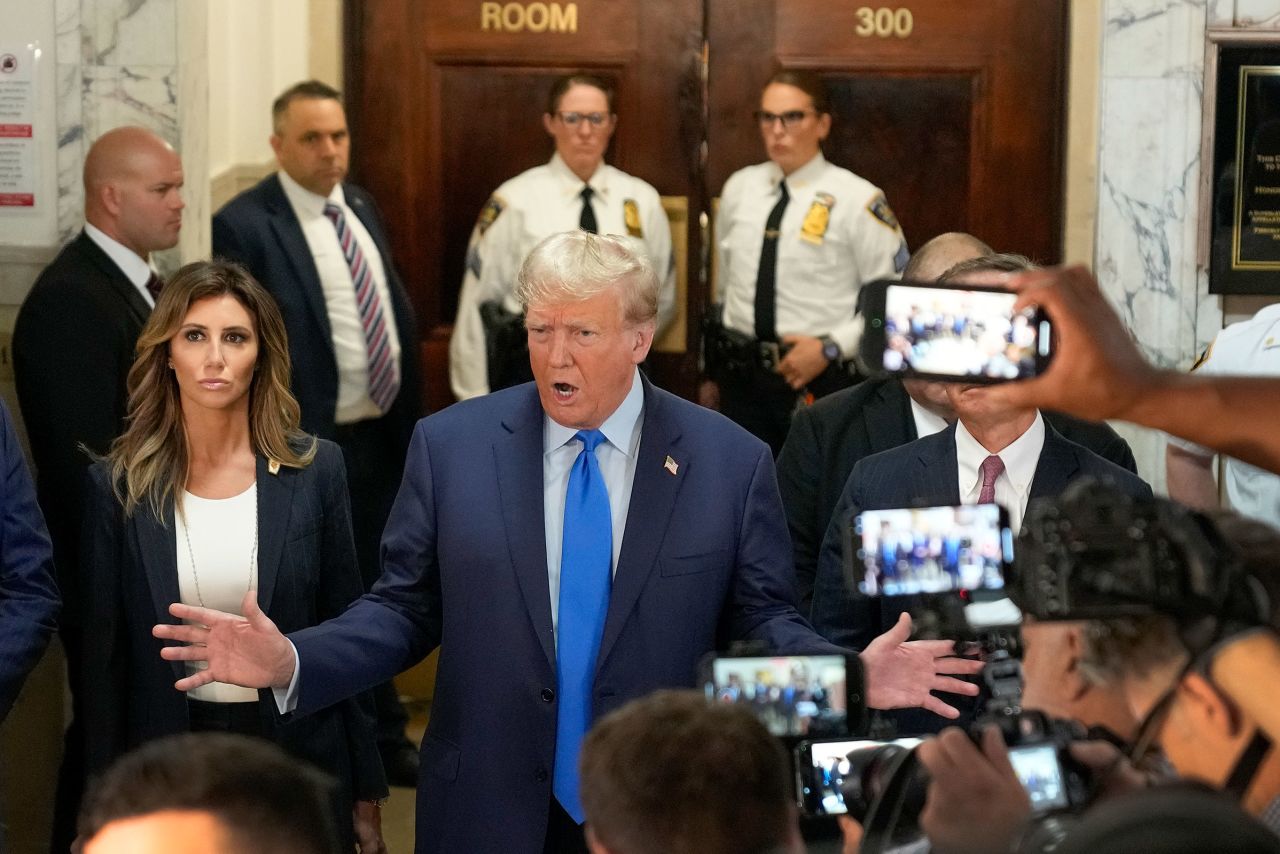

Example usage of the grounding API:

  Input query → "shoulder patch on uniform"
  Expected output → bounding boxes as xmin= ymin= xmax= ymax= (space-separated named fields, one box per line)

xmin=476 ymin=195 xmax=506 ymax=236
xmin=867 ymin=195 xmax=900 ymax=231
xmin=1190 ymin=342 xmax=1213 ymax=372
xmin=623 ymin=198 xmax=643 ymax=238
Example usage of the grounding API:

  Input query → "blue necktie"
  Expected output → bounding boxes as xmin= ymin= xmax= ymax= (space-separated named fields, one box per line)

xmin=553 ymin=429 xmax=612 ymax=823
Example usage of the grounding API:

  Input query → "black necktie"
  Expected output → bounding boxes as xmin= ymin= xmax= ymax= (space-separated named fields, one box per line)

xmin=754 ymin=180 xmax=789 ymax=342
xmin=579 ymin=186 xmax=598 ymax=234
xmin=145 ymin=272 xmax=164 ymax=304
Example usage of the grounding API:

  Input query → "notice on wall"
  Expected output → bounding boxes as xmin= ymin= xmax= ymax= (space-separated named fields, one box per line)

xmin=0 ymin=47 xmax=36 ymax=208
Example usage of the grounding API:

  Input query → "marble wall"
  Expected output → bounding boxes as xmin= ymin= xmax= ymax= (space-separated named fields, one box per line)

xmin=1095 ymin=0 xmax=1280 ymax=491
xmin=53 ymin=0 xmax=209 ymax=270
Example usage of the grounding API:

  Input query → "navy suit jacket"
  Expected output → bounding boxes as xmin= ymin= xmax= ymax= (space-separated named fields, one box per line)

xmin=80 ymin=443 xmax=385 ymax=836
xmin=289 ymin=378 xmax=838 ymax=854
xmin=0 ymin=398 xmax=59 ymax=720
xmin=14 ymin=231 xmax=150 ymax=628
xmin=810 ymin=421 xmax=1152 ymax=654
xmin=212 ymin=174 xmax=421 ymax=448
xmin=778 ymin=379 xmax=1139 ymax=617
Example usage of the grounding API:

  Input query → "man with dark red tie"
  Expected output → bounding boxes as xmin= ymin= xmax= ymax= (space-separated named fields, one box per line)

xmin=14 ymin=124 xmax=183 ymax=853
xmin=211 ymin=80 xmax=423 ymax=786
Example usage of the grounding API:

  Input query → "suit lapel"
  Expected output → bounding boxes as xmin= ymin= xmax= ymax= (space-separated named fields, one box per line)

xmin=263 ymin=177 xmax=335 ymax=343
xmin=596 ymin=380 xmax=683 ymax=672
xmin=1028 ymin=423 xmax=1081 ymax=500
xmin=865 ymin=380 xmax=918 ymax=454
xmin=254 ymin=455 xmax=296 ymax=615
xmin=75 ymin=231 xmax=151 ymax=325
xmin=135 ymin=499 xmax=185 ymax=682
xmin=494 ymin=390 xmax=556 ymax=670
xmin=914 ymin=424 xmax=962 ymax=505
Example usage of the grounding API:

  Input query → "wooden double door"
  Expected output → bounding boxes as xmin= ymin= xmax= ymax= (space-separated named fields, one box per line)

xmin=345 ymin=0 xmax=1067 ymax=408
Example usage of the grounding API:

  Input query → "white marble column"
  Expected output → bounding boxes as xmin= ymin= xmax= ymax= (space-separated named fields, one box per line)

xmin=53 ymin=0 xmax=208 ymax=268
xmin=1094 ymin=0 xmax=1280 ymax=491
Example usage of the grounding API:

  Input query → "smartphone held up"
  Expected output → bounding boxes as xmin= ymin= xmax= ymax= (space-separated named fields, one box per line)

xmin=858 ymin=278 xmax=1053 ymax=383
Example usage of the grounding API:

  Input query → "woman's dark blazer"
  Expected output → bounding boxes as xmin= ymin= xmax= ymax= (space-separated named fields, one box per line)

xmin=79 ymin=440 xmax=387 ymax=810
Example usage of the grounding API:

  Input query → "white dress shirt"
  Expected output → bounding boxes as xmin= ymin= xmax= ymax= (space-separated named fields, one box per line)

xmin=955 ymin=411 xmax=1045 ymax=533
xmin=176 ymin=484 xmax=259 ymax=703
xmin=543 ymin=369 xmax=644 ymax=636
xmin=450 ymin=154 xmax=675 ymax=400
xmin=909 ymin=397 xmax=950 ymax=440
xmin=277 ymin=170 xmax=401 ymax=424
xmin=1167 ymin=303 xmax=1280 ymax=526
xmin=84 ymin=222 xmax=158 ymax=308
xmin=716 ymin=151 xmax=908 ymax=356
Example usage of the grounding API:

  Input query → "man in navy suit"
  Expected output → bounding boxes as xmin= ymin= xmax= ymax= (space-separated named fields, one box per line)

xmin=156 ymin=232 xmax=981 ymax=854
xmin=809 ymin=262 xmax=1152 ymax=734
xmin=212 ymin=80 xmax=422 ymax=783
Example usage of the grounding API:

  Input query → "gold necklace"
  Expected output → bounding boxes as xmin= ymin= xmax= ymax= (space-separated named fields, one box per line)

xmin=182 ymin=484 xmax=259 ymax=609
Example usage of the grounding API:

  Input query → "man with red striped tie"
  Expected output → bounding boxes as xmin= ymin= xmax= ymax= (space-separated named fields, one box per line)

xmin=212 ymin=79 xmax=424 ymax=788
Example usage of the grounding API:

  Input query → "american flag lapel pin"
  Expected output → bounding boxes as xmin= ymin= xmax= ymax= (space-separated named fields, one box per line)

xmin=664 ymin=455 xmax=679 ymax=476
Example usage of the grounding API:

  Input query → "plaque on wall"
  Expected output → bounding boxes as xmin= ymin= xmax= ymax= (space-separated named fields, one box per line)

xmin=1210 ymin=45 xmax=1280 ymax=294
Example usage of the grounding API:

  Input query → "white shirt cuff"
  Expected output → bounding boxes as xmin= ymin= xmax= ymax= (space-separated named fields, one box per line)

xmin=271 ymin=640 xmax=302 ymax=714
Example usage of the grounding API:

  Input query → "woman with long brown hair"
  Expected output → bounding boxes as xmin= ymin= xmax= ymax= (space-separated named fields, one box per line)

xmin=80 ymin=260 xmax=387 ymax=851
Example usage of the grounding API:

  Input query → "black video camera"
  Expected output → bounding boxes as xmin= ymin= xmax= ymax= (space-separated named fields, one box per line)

xmin=1010 ymin=479 xmax=1269 ymax=633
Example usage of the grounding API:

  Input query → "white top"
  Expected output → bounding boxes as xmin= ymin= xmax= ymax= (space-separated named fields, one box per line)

xmin=909 ymin=397 xmax=950 ymax=441
xmin=176 ymin=483 xmax=259 ymax=703
xmin=955 ymin=410 xmax=1045 ymax=533
xmin=1167 ymin=303 xmax=1280 ymax=526
xmin=450 ymin=154 xmax=676 ymax=400
xmin=542 ymin=369 xmax=644 ymax=637
xmin=278 ymin=170 xmax=402 ymax=424
xmin=84 ymin=222 xmax=158 ymax=308
xmin=716 ymin=152 xmax=909 ymax=356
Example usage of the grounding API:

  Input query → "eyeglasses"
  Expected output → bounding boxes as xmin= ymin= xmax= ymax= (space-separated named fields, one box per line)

xmin=554 ymin=111 xmax=612 ymax=128
xmin=754 ymin=109 xmax=817 ymax=130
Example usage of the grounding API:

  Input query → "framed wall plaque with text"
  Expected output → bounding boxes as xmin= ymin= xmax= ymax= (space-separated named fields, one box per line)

xmin=1205 ymin=37 xmax=1280 ymax=294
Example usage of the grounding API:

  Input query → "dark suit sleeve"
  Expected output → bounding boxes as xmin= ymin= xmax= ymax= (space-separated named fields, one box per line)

xmin=0 ymin=400 xmax=59 ymax=720
xmin=810 ymin=465 xmax=869 ymax=650
xmin=314 ymin=447 xmax=389 ymax=801
xmin=78 ymin=464 xmax=128 ymax=778
xmin=291 ymin=421 xmax=443 ymax=716
xmin=15 ymin=283 xmax=132 ymax=622
xmin=776 ymin=405 xmax=823 ymax=617
xmin=730 ymin=444 xmax=844 ymax=655
xmin=211 ymin=210 xmax=251 ymax=266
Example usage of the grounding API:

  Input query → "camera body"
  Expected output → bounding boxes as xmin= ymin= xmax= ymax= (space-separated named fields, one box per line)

xmin=977 ymin=707 xmax=1092 ymax=815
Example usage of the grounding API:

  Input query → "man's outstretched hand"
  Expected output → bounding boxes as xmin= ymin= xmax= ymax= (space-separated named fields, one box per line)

xmin=859 ymin=612 xmax=984 ymax=718
xmin=153 ymin=589 xmax=296 ymax=691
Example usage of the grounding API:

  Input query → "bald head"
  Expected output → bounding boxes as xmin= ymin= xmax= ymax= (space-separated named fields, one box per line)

xmin=902 ymin=232 xmax=991 ymax=283
xmin=83 ymin=126 xmax=184 ymax=259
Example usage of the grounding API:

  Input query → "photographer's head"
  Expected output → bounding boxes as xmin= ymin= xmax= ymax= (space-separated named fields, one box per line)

xmin=78 ymin=733 xmax=339 ymax=854
xmin=579 ymin=690 xmax=801 ymax=854
xmin=1020 ymin=618 xmax=1138 ymax=741
xmin=1074 ymin=509 xmax=1280 ymax=816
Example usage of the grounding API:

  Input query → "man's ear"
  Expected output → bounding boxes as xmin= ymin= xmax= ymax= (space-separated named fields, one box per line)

xmin=269 ymin=134 xmax=283 ymax=162
xmin=1062 ymin=624 xmax=1089 ymax=702
xmin=631 ymin=322 xmax=655 ymax=364
xmin=1179 ymin=672 xmax=1245 ymax=738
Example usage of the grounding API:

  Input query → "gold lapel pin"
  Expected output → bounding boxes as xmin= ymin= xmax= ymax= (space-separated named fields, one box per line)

xmin=268 ymin=459 xmax=281 ymax=475
xmin=664 ymin=455 xmax=679 ymax=476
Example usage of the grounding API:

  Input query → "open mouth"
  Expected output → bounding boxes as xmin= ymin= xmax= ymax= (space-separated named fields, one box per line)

xmin=553 ymin=382 xmax=577 ymax=401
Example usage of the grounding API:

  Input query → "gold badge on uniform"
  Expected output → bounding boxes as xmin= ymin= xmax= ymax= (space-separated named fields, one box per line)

xmin=623 ymin=199 xmax=644 ymax=237
xmin=800 ymin=192 xmax=836 ymax=245
xmin=867 ymin=195 xmax=899 ymax=231
xmin=476 ymin=195 xmax=506 ymax=236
